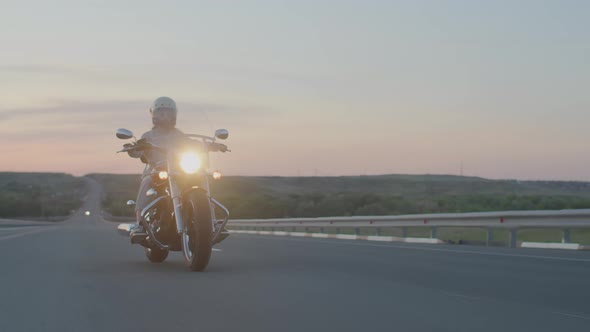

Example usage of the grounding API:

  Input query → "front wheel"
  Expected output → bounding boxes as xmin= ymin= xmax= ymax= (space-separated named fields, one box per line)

xmin=181 ymin=190 xmax=213 ymax=271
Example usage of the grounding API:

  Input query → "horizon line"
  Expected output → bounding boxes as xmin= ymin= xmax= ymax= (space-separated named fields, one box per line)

xmin=2 ymin=170 xmax=590 ymax=183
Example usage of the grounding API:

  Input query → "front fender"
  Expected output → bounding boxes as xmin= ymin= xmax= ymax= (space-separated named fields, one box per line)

xmin=182 ymin=186 xmax=208 ymax=199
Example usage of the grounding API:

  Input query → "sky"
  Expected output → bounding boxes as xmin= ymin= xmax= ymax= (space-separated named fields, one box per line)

xmin=1 ymin=0 xmax=589 ymax=180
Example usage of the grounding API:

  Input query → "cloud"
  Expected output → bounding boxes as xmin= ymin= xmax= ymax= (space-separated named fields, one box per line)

xmin=0 ymin=99 xmax=251 ymax=123
xmin=0 ymin=64 xmax=73 ymax=74
xmin=0 ymin=98 xmax=273 ymax=153
xmin=0 ymin=63 xmax=314 ymax=87
xmin=0 ymin=98 xmax=263 ymax=151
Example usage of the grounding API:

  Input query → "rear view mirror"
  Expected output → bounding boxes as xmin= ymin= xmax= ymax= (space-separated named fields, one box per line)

xmin=214 ymin=129 xmax=229 ymax=140
xmin=116 ymin=128 xmax=134 ymax=140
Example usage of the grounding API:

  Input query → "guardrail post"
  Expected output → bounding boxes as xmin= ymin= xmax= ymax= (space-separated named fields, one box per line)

xmin=509 ymin=229 xmax=517 ymax=248
xmin=376 ymin=228 xmax=381 ymax=236
xmin=320 ymin=227 xmax=324 ymax=233
xmin=430 ymin=227 xmax=438 ymax=239
xmin=401 ymin=227 xmax=407 ymax=238
xmin=355 ymin=228 xmax=360 ymax=236
xmin=304 ymin=227 xmax=309 ymax=233
xmin=486 ymin=228 xmax=494 ymax=246
xmin=562 ymin=229 xmax=571 ymax=243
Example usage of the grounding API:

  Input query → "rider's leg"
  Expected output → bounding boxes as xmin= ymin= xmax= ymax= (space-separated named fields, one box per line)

xmin=130 ymin=176 xmax=153 ymax=235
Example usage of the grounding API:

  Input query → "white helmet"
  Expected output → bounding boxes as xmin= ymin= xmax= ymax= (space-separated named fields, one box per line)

xmin=149 ymin=96 xmax=177 ymax=128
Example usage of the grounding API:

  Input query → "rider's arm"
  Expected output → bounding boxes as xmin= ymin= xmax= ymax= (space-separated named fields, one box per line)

xmin=128 ymin=133 xmax=149 ymax=159
xmin=127 ymin=148 xmax=143 ymax=159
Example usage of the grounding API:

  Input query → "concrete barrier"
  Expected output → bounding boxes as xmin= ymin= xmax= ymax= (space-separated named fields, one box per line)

xmin=519 ymin=242 xmax=585 ymax=250
xmin=229 ymin=230 xmax=445 ymax=244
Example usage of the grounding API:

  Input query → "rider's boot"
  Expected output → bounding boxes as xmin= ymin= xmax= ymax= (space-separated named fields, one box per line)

xmin=130 ymin=210 xmax=147 ymax=244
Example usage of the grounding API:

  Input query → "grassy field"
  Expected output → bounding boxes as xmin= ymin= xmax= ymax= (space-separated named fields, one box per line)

xmin=90 ymin=173 xmax=590 ymax=219
xmin=4 ymin=172 xmax=589 ymax=243
xmin=62 ymin=173 xmax=590 ymax=244
xmin=87 ymin=173 xmax=140 ymax=219
xmin=0 ymin=172 xmax=87 ymax=219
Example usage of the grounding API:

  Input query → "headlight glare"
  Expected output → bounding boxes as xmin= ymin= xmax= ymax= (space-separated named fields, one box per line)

xmin=180 ymin=152 xmax=201 ymax=174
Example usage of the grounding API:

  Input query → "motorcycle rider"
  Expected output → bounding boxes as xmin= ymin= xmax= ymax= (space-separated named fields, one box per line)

xmin=128 ymin=96 xmax=227 ymax=236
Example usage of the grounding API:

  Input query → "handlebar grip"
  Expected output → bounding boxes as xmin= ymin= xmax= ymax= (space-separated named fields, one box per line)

xmin=134 ymin=144 xmax=149 ymax=151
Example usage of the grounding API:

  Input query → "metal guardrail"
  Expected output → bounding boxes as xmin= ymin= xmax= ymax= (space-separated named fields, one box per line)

xmin=227 ymin=209 xmax=590 ymax=247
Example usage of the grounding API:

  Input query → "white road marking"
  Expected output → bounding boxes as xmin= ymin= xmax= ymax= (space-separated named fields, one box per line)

xmin=242 ymin=234 xmax=590 ymax=263
xmin=0 ymin=227 xmax=42 ymax=232
xmin=0 ymin=227 xmax=57 ymax=242
xmin=212 ymin=248 xmax=223 ymax=252
xmin=552 ymin=312 xmax=590 ymax=321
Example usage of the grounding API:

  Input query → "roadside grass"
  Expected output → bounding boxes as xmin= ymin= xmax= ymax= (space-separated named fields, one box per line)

xmin=87 ymin=173 xmax=139 ymax=217
xmin=571 ymin=229 xmax=590 ymax=245
xmin=91 ymin=173 xmax=590 ymax=245
xmin=91 ymin=173 xmax=590 ymax=218
xmin=0 ymin=172 xmax=86 ymax=219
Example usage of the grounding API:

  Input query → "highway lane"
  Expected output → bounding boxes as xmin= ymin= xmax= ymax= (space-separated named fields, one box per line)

xmin=0 ymin=219 xmax=59 ymax=242
xmin=1 ymin=179 xmax=590 ymax=331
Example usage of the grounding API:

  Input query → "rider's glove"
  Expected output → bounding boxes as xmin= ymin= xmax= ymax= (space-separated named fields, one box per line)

xmin=126 ymin=142 xmax=143 ymax=159
xmin=217 ymin=143 xmax=228 ymax=152
xmin=134 ymin=138 xmax=152 ymax=151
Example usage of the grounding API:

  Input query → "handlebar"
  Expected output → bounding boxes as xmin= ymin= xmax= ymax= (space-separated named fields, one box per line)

xmin=117 ymin=141 xmax=164 ymax=153
xmin=117 ymin=141 xmax=229 ymax=154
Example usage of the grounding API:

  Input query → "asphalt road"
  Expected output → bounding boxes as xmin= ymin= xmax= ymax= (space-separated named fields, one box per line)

xmin=1 ymin=179 xmax=590 ymax=332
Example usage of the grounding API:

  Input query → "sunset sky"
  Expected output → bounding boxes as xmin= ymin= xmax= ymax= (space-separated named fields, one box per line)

xmin=1 ymin=0 xmax=589 ymax=180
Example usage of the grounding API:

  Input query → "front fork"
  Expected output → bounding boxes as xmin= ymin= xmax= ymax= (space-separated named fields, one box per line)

xmin=168 ymin=176 xmax=185 ymax=234
xmin=169 ymin=173 xmax=229 ymax=244
xmin=169 ymin=175 xmax=194 ymax=262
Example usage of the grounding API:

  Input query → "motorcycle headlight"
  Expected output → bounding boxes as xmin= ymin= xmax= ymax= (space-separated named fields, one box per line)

xmin=180 ymin=152 xmax=201 ymax=174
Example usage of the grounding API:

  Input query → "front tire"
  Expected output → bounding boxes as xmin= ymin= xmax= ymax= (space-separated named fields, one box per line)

xmin=145 ymin=247 xmax=169 ymax=263
xmin=182 ymin=190 xmax=213 ymax=271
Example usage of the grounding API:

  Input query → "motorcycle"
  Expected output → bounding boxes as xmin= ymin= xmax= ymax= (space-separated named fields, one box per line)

xmin=114 ymin=128 xmax=230 ymax=271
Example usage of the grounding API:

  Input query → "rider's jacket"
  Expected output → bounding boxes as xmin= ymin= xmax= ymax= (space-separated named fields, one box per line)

xmin=129 ymin=127 xmax=192 ymax=177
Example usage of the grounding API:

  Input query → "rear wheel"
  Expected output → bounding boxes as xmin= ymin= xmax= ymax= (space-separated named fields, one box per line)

xmin=181 ymin=190 xmax=213 ymax=271
xmin=145 ymin=247 xmax=169 ymax=263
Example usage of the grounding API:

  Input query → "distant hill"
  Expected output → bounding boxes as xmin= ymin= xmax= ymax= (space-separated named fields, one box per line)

xmin=0 ymin=172 xmax=87 ymax=218
xmin=88 ymin=173 xmax=590 ymax=219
